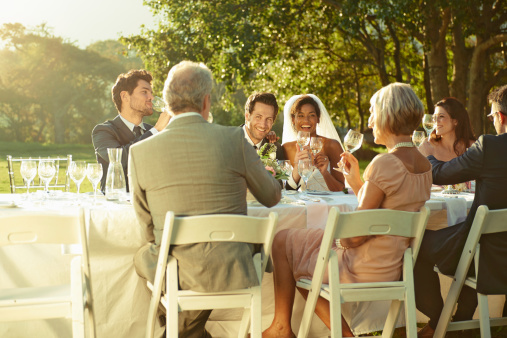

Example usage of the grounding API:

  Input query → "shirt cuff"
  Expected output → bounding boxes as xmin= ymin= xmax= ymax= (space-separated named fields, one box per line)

xmin=148 ymin=127 xmax=158 ymax=135
xmin=286 ymin=173 xmax=300 ymax=190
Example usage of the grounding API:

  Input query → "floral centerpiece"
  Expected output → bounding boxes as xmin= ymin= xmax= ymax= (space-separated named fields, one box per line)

xmin=257 ymin=143 xmax=290 ymax=180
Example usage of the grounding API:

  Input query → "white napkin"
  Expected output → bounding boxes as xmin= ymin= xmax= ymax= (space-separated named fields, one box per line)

xmin=304 ymin=200 xmax=329 ymax=229
xmin=444 ymin=197 xmax=467 ymax=226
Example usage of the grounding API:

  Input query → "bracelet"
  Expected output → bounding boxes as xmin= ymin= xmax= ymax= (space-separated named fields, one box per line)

xmin=336 ymin=239 xmax=350 ymax=250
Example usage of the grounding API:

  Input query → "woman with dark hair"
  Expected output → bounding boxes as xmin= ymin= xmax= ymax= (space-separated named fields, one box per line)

xmin=419 ymin=97 xmax=476 ymax=161
xmin=281 ymin=94 xmax=345 ymax=192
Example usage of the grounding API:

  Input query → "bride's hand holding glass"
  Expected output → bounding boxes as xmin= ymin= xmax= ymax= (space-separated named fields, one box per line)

xmin=313 ymin=153 xmax=329 ymax=174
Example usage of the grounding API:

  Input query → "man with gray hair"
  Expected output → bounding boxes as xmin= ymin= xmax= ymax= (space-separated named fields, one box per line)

xmin=129 ymin=60 xmax=281 ymax=337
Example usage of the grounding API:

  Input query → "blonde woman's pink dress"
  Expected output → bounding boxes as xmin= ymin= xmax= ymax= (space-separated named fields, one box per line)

xmin=286 ymin=153 xmax=432 ymax=284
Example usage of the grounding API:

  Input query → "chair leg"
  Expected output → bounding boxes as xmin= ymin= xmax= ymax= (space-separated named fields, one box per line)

xmin=167 ymin=261 xmax=179 ymax=338
xmin=250 ymin=286 xmax=262 ymax=338
xmin=434 ymin=279 xmax=461 ymax=338
xmin=71 ymin=256 xmax=85 ymax=338
xmin=382 ymin=300 xmax=402 ymax=338
xmin=477 ymin=293 xmax=491 ymax=338
xmin=238 ymin=307 xmax=251 ymax=338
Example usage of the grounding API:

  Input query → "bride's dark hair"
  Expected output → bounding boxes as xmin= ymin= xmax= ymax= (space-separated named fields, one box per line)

xmin=289 ymin=95 xmax=321 ymax=131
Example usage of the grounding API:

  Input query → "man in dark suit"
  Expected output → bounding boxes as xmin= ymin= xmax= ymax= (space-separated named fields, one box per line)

xmin=242 ymin=92 xmax=285 ymax=160
xmin=415 ymin=85 xmax=507 ymax=337
xmin=92 ymin=69 xmax=171 ymax=192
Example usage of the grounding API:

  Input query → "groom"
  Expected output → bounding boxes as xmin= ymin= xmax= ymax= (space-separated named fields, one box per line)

xmin=129 ymin=61 xmax=281 ymax=337
xmin=242 ymin=92 xmax=285 ymax=160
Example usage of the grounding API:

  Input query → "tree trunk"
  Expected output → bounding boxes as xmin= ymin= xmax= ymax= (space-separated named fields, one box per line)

xmin=423 ymin=53 xmax=433 ymax=112
xmin=450 ymin=22 xmax=469 ymax=105
xmin=53 ymin=111 xmax=65 ymax=144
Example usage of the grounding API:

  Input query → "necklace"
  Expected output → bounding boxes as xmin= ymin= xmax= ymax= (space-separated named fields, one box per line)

xmin=390 ymin=142 xmax=415 ymax=152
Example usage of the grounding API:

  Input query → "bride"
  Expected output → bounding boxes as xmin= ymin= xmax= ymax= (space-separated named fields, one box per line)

xmin=282 ymin=94 xmax=345 ymax=192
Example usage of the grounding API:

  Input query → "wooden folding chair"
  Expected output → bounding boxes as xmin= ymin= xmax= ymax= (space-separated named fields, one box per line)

xmin=0 ymin=208 xmax=95 ymax=338
xmin=434 ymin=205 xmax=507 ymax=338
xmin=297 ymin=206 xmax=430 ymax=338
xmin=6 ymin=154 xmax=72 ymax=193
xmin=145 ymin=211 xmax=279 ymax=338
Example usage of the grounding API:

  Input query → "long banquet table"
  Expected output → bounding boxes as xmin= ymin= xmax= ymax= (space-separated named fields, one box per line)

xmin=0 ymin=191 xmax=502 ymax=337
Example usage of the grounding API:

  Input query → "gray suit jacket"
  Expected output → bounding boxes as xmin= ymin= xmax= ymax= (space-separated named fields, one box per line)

xmin=129 ymin=114 xmax=281 ymax=292
xmin=91 ymin=115 xmax=153 ymax=192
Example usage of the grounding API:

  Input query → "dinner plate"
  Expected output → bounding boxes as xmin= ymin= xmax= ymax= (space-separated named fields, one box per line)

xmin=306 ymin=190 xmax=332 ymax=195
xmin=0 ymin=201 xmax=19 ymax=208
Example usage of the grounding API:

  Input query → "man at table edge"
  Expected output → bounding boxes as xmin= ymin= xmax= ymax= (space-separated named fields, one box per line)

xmin=128 ymin=60 xmax=281 ymax=337
xmin=414 ymin=84 xmax=507 ymax=337
xmin=92 ymin=69 xmax=171 ymax=193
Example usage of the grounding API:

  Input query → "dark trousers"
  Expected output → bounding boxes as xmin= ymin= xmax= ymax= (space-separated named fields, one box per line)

xmin=414 ymin=226 xmax=478 ymax=329
xmin=178 ymin=310 xmax=213 ymax=338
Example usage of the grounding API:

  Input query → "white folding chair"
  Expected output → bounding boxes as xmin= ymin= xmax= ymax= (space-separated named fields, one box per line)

xmin=0 ymin=208 xmax=95 ymax=338
xmin=7 ymin=154 xmax=72 ymax=193
xmin=145 ymin=211 xmax=279 ymax=338
xmin=296 ymin=206 xmax=430 ymax=338
xmin=434 ymin=205 xmax=507 ymax=338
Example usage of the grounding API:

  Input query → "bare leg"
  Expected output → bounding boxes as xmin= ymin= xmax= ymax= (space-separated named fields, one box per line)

xmin=298 ymin=288 xmax=354 ymax=337
xmin=263 ymin=230 xmax=296 ymax=338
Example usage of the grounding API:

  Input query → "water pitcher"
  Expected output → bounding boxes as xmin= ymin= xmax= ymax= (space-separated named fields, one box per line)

xmin=105 ymin=148 xmax=126 ymax=201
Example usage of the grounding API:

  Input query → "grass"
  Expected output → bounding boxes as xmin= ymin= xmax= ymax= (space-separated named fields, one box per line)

xmin=0 ymin=141 xmax=97 ymax=194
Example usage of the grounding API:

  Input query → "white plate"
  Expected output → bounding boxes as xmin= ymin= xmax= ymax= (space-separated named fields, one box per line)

xmin=0 ymin=201 xmax=19 ymax=208
xmin=306 ymin=190 xmax=332 ymax=195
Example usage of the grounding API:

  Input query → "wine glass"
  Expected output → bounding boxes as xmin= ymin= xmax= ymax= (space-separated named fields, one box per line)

xmin=310 ymin=137 xmax=323 ymax=156
xmin=152 ymin=96 xmax=166 ymax=113
xmin=87 ymin=163 xmax=103 ymax=203
xmin=297 ymin=159 xmax=313 ymax=195
xmin=20 ymin=160 xmax=37 ymax=196
xmin=38 ymin=160 xmax=56 ymax=194
xmin=422 ymin=114 xmax=435 ymax=141
xmin=207 ymin=111 xmax=214 ymax=123
xmin=412 ymin=131 xmax=426 ymax=147
xmin=336 ymin=130 xmax=364 ymax=173
xmin=277 ymin=160 xmax=292 ymax=197
xmin=69 ymin=161 xmax=87 ymax=198
xmin=296 ymin=131 xmax=311 ymax=149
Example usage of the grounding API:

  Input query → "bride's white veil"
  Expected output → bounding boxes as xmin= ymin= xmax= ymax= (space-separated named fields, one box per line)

xmin=281 ymin=94 xmax=343 ymax=148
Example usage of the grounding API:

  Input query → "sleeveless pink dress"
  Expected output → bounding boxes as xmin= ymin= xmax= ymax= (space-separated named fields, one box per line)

xmin=286 ymin=153 xmax=432 ymax=284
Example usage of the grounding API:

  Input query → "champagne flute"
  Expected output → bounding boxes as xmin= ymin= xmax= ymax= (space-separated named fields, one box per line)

xmin=20 ymin=160 xmax=37 ymax=196
xmin=297 ymin=159 xmax=313 ymax=195
xmin=412 ymin=131 xmax=426 ymax=147
xmin=335 ymin=130 xmax=364 ymax=173
xmin=310 ymin=137 xmax=324 ymax=156
xmin=422 ymin=114 xmax=435 ymax=141
xmin=38 ymin=159 xmax=56 ymax=194
xmin=277 ymin=160 xmax=292 ymax=197
xmin=69 ymin=161 xmax=87 ymax=197
xmin=87 ymin=163 xmax=103 ymax=203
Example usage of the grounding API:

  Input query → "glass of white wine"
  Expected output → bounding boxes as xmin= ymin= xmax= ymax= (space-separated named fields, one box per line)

xmin=310 ymin=137 xmax=323 ymax=156
xmin=20 ymin=159 xmax=37 ymax=196
xmin=335 ymin=130 xmax=364 ymax=174
xmin=422 ymin=114 xmax=435 ymax=141
xmin=87 ymin=163 xmax=103 ymax=203
xmin=277 ymin=160 xmax=292 ymax=197
xmin=297 ymin=131 xmax=310 ymax=149
xmin=412 ymin=131 xmax=426 ymax=147
xmin=297 ymin=159 xmax=313 ymax=195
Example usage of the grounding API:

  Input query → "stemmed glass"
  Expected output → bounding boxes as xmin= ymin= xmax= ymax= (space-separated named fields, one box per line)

xmin=297 ymin=159 xmax=313 ymax=195
xmin=38 ymin=160 xmax=56 ymax=194
xmin=412 ymin=131 xmax=426 ymax=147
xmin=297 ymin=131 xmax=311 ymax=149
xmin=69 ymin=161 xmax=87 ymax=199
xmin=87 ymin=163 xmax=103 ymax=203
xmin=310 ymin=137 xmax=323 ymax=156
xmin=20 ymin=160 xmax=37 ymax=196
xmin=335 ymin=130 xmax=364 ymax=174
xmin=152 ymin=96 xmax=166 ymax=113
xmin=277 ymin=160 xmax=292 ymax=197
xmin=422 ymin=114 xmax=435 ymax=141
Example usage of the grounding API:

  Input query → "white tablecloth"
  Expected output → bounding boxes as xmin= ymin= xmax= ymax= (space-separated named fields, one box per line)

xmin=0 ymin=191 xmax=499 ymax=338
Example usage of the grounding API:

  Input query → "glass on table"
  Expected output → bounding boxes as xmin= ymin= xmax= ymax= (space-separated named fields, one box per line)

xmin=87 ymin=163 xmax=103 ymax=203
xmin=277 ymin=160 xmax=292 ymax=197
xmin=422 ymin=114 xmax=435 ymax=141
xmin=38 ymin=159 xmax=56 ymax=195
xmin=297 ymin=159 xmax=313 ymax=195
xmin=412 ymin=131 xmax=426 ymax=147
xmin=20 ymin=159 xmax=37 ymax=196
xmin=69 ymin=161 xmax=87 ymax=200
xmin=335 ymin=129 xmax=364 ymax=174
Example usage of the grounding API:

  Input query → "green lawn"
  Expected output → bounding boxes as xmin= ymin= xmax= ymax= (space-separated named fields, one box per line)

xmin=0 ymin=141 xmax=97 ymax=194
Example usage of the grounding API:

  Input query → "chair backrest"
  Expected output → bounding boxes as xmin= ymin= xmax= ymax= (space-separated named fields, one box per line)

xmin=324 ymin=206 xmax=430 ymax=262
xmin=0 ymin=209 xmax=92 ymax=279
xmin=6 ymin=155 xmax=72 ymax=193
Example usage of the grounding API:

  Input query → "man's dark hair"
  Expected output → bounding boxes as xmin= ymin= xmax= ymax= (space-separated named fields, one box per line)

xmin=488 ymin=85 xmax=507 ymax=113
xmin=111 ymin=69 xmax=153 ymax=113
xmin=244 ymin=92 xmax=279 ymax=120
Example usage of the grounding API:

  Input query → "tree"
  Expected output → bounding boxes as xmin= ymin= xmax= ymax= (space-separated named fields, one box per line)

xmin=0 ymin=23 xmax=126 ymax=143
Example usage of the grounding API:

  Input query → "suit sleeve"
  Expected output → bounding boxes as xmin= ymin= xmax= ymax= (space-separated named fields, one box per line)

xmin=92 ymin=122 xmax=153 ymax=171
xmin=429 ymin=136 xmax=485 ymax=185
xmin=129 ymin=146 xmax=155 ymax=243
xmin=243 ymin=137 xmax=281 ymax=207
